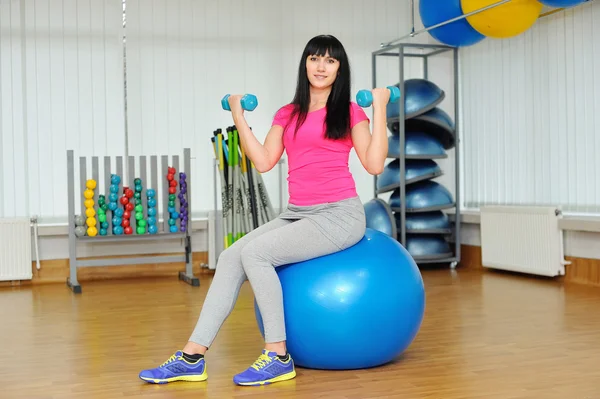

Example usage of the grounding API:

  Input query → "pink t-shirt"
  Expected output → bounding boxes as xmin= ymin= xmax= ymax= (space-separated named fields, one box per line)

xmin=272 ymin=102 xmax=370 ymax=206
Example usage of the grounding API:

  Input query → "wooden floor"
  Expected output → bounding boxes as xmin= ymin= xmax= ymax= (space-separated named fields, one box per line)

xmin=2 ymin=268 xmax=600 ymax=399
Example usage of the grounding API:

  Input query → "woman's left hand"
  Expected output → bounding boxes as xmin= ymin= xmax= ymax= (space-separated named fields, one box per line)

xmin=371 ymin=87 xmax=391 ymax=108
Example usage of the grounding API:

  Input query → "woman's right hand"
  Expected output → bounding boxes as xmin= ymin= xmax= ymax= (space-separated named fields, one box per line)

xmin=227 ymin=94 xmax=245 ymax=117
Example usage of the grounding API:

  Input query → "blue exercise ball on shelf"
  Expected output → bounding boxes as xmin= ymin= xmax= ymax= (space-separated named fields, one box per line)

xmin=254 ymin=228 xmax=425 ymax=370
xmin=538 ymin=0 xmax=587 ymax=6
xmin=419 ymin=0 xmax=485 ymax=47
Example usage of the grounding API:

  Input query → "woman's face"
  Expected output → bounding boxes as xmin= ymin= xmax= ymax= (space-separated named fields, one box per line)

xmin=305 ymin=51 xmax=340 ymax=90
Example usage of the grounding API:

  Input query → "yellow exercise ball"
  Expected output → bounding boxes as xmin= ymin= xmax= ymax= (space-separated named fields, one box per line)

xmin=461 ymin=0 xmax=543 ymax=38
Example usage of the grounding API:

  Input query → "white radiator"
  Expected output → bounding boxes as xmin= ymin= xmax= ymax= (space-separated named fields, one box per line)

xmin=480 ymin=206 xmax=570 ymax=277
xmin=0 ymin=218 xmax=33 ymax=281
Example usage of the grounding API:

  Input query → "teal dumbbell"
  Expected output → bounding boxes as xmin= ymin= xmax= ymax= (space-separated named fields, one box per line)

xmin=221 ymin=93 xmax=259 ymax=112
xmin=356 ymin=86 xmax=401 ymax=108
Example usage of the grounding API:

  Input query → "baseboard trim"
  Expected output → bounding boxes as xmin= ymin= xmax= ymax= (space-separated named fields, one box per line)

xmin=460 ymin=245 xmax=600 ymax=287
xmin=4 ymin=246 xmax=598 ymax=289
xmin=0 ymin=251 xmax=213 ymax=288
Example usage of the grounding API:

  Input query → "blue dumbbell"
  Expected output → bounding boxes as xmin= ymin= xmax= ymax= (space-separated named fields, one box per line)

xmin=356 ymin=86 xmax=401 ymax=108
xmin=221 ymin=93 xmax=259 ymax=112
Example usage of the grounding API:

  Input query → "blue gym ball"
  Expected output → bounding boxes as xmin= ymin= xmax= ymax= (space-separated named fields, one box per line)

xmin=254 ymin=228 xmax=425 ymax=370
xmin=419 ymin=0 xmax=485 ymax=47
xmin=539 ymin=0 xmax=586 ymax=6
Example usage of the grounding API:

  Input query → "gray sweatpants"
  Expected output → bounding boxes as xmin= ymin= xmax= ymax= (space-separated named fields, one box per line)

xmin=189 ymin=195 xmax=366 ymax=346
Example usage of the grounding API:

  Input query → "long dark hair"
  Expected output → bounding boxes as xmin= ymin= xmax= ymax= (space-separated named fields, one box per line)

xmin=288 ymin=35 xmax=352 ymax=140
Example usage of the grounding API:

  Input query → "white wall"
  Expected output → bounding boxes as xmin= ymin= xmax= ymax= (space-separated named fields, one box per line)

xmin=459 ymin=1 xmax=600 ymax=214
xmin=1 ymin=0 xmax=413 ymax=224
xmin=0 ymin=0 xmax=126 ymax=222
xmin=461 ymin=222 xmax=600 ymax=260
xmin=1 ymin=0 xmax=416 ymax=261
xmin=124 ymin=0 xmax=415 ymax=213
xmin=416 ymin=0 xmax=600 ymax=260
xmin=6 ymin=1 xmax=599 ymax=264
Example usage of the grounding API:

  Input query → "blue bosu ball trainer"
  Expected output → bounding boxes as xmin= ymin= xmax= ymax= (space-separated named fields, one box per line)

xmin=364 ymin=198 xmax=397 ymax=238
xmin=386 ymin=79 xmax=445 ymax=120
xmin=389 ymin=180 xmax=455 ymax=212
xmin=377 ymin=159 xmax=442 ymax=192
xmin=388 ymin=131 xmax=448 ymax=159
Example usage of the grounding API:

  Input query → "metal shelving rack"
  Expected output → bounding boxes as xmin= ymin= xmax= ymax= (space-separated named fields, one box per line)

xmin=371 ymin=42 xmax=461 ymax=268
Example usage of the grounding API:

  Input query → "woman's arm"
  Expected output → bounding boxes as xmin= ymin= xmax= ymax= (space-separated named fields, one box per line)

xmin=228 ymin=95 xmax=285 ymax=173
xmin=351 ymin=88 xmax=391 ymax=175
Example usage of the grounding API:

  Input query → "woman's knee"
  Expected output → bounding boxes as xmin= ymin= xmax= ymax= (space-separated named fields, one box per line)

xmin=239 ymin=241 xmax=269 ymax=271
xmin=216 ymin=245 xmax=244 ymax=272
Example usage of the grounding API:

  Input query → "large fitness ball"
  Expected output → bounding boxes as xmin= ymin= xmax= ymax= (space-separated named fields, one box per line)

xmin=254 ymin=228 xmax=425 ymax=370
xmin=461 ymin=0 xmax=543 ymax=38
xmin=539 ymin=0 xmax=586 ymax=6
xmin=420 ymin=0 xmax=485 ymax=47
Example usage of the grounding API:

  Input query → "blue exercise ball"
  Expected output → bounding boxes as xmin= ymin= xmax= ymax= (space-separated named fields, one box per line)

xmin=419 ymin=0 xmax=485 ymax=47
xmin=254 ymin=228 xmax=425 ymax=370
xmin=539 ymin=0 xmax=586 ymax=6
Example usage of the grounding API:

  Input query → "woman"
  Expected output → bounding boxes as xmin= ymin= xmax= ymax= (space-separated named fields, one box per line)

xmin=139 ymin=34 xmax=390 ymax=386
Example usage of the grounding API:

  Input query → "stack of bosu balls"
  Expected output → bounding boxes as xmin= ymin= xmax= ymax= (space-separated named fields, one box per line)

xmin=364 ymin=78 xmax=456 ymax=263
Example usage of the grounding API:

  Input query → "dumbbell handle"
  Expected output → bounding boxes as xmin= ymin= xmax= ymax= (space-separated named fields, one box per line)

xmin=221 ymin=93 xmax=259 ymax=112
xmin=356 ymin=86 xmax=401 ymax=108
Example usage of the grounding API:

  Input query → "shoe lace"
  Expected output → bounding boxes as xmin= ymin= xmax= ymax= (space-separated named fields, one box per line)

xmin=160 ymin=353 xmax=181 ymax=367
xmin=250 ymin=353 xmax=274 ymax=371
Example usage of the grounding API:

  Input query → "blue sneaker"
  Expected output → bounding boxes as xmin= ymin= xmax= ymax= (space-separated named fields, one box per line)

xmin=233 ymin=349 xmax=296 ymax=386
xmin=138 ymin=351 xmax=207 ymax=384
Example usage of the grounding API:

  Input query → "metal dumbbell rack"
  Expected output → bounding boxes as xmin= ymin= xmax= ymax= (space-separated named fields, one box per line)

xmin=66 ymin=148 xmax=198 ymax=293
